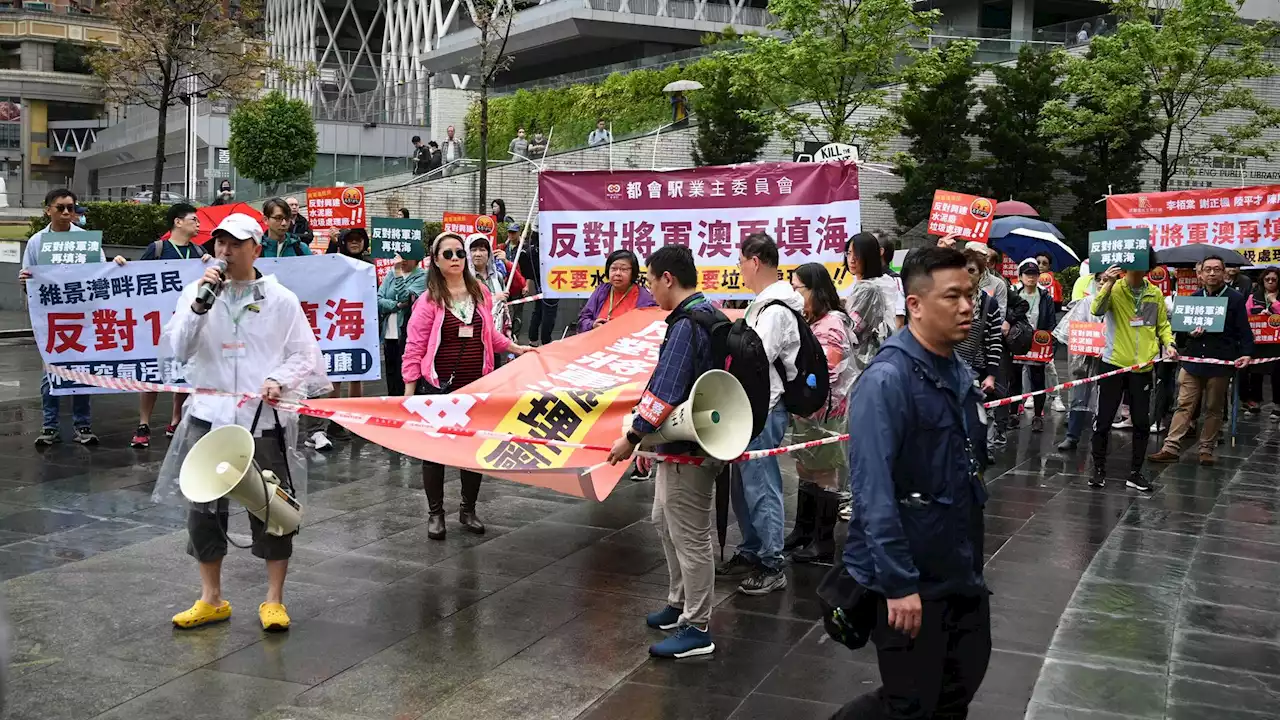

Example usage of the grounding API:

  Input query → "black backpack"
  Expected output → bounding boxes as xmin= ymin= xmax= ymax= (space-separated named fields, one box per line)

xmin=1004 ymin=292 xmax=1034 ymax=356
xmin=676 ymin=308 xmax=773 ymax=440
xmin=758 ymin=300 xmax=831 ymax=418
xmin=678 ymin=300 xmax=829 ymax=438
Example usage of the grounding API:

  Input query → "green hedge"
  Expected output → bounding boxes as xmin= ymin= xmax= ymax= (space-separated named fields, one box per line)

xmin=26 ymin=202 xmax=170 ymax=247
xmin=464 ymin=60 xmax=717 ymax=160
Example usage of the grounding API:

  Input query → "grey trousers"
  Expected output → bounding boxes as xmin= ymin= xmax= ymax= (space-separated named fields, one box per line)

xmin=652 ymin=460 xmax=719 ymax=627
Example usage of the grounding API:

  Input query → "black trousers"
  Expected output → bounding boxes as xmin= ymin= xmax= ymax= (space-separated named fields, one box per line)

xmin=1242 ymin=361 xmax=1280 ymax=405
xmin=383 ymin=338 xmax=406 ymax=397
xmin=1092 ymin=363 xmax=1154 ymax=473
xmin=830 ymin=593 xmax=991 ymax=720
xmin=528 ymin=299 xmax=560 ymax=345
xmin=1149 ymin=361 xmax=1178 ymax=430
xmin=1008 ymin=363 xmax=1046 ymax=417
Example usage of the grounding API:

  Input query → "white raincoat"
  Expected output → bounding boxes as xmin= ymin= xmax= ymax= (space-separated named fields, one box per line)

xmin=153 ymin=272 xmax=331 ymax=512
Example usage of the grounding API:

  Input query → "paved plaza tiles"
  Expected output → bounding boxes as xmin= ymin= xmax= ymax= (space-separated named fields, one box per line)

xmin=1 ymin=342 xmax=1280 ymax=719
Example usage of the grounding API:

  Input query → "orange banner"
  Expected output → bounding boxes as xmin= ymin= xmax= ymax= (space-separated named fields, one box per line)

xmin=928 ymin=190 xmax=996 ymax=242
xmin=309 ymin=308 xmax=670 ymax=501
xmin=1251 ymin=314 xmax=1280 ymax=344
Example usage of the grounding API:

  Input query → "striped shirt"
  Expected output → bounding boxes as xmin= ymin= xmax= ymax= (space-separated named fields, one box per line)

xmin=956 ymin=290 xmax=1002 ymax=379
xmin=434 ymin=308 xmax=486 ymax=389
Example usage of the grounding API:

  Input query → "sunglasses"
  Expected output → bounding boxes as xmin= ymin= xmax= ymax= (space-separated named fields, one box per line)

xmin=52 ymin=203 xmax=76 ymax=213
xmin=438 ymin=249 xmax=465 ymax=261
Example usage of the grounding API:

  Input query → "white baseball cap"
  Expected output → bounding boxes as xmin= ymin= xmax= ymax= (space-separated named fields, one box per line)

xmin=211 ymin=213 xmax=263 ymax=244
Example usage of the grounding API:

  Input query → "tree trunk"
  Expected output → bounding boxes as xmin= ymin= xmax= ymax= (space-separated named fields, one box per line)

xmin=152 ymin=84 xmax=173 ymax=205
xmin=478 ymin=82 xmax=489 ymax=215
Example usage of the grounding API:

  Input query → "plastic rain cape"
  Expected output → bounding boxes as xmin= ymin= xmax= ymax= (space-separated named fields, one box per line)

xmin=152 ymin=273 xmax=331 ymax=514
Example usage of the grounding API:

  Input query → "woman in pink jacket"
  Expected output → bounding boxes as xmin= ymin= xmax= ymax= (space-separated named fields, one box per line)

xmin=402 ymin=232 xmax=533 ymax=540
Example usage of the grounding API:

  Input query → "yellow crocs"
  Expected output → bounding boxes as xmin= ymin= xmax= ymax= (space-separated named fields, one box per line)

xmin=172 ymin=599 xmax=231 ymax=629
xmin=259 ymin=602 xmax=290 ymax=632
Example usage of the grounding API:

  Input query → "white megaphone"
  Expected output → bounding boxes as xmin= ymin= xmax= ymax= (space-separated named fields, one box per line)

xmin=179 ymin=425 xmax=302 ymax=537
xmin=624 ymin=369 xmax=753 ymax=462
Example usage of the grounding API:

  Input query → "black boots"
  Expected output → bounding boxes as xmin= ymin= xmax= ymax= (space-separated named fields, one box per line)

xmin=458 ymin=471 xmax=485 ymax=535
xmin=423 ymin=464 xmax=485 ymax=540
xmin=784 ymin=489 xmax=816 ymax=551
xmin=792 ymin=487 xmax=838 ymax=565
xmin=424 ymin=463 xmax=447 ymax=540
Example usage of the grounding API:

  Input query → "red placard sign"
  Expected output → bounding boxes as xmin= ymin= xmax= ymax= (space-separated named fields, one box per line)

xmin=1147 ymin=265 xmax=1174 ymax=296
xmin=1014 ymin=329 xmax=1055 ymax=363
xmin=1175 ymin=268 xmax=1201 ymax=296
xmin=442 ymin=212 xmax=498 ymax=246
xmin=306 ymin=186 xmax=366 ymax=231
xmin=1250 ymin=314 xmax=1280 ymax=344
xmin=999 ymin=257 xmax=1019 ymax=282
xmin=1068 ymin=321 xmax=1105 ymax=357
xmin=928 ymin=190 xmax=997 ymax=243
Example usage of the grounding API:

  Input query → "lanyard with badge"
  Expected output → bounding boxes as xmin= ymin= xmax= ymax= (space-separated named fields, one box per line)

xmin=168 ymin=241 xmax=192 ymax=260
xmin=220 ymin=286 xmax=259 ymax=359
xmin=1130 ymin=283 xmax=1146 ymax=327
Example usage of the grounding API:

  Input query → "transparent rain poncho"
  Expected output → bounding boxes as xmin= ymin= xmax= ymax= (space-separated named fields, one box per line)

xmin=153 ymin=273 xmax=331 ymax=513
xmin=1053 ymin=283 xmax=1103 ymax=414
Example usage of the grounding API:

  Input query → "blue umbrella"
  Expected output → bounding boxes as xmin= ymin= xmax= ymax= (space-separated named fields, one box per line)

xmin=990 ymin=225 xmax=1078 ymax=271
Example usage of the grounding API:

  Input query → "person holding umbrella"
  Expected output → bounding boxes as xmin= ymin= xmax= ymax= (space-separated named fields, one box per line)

xmin=1148 ymin=255 xmax=1253 ymax=467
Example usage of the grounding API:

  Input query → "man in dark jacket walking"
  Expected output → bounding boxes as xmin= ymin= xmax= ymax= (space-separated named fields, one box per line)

xmin=831 ymin=246 xmax=990 ymax=720
xmin=1148 ymin=255 xmax=1253 ymax=466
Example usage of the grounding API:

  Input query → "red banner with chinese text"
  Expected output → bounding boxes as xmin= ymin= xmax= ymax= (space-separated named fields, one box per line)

xmin=442 ymin=212 xmax=498 ymax=244
xmin=928 ymin=190 xmax=996 ymax=243
xmin=1014 ymin=329 xmax=1055 ymax=363
xmin=536 ymin=162 xmax=860 ymax=299
xmin=1068 ymin=321 xmax=1105 ymax=357
xmin=1251 ymin=314 xmax=1280 ymax=344
xmin=1106 ymin=185 xmax=1280 ymax=265
xmin=306 ymin=186 xmax=367 ymax=231
xmin=312 ymin=309 xmax=674 ymax=502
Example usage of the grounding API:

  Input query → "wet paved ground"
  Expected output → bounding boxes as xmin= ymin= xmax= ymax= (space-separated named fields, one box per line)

xmin=1 ymin=339 xmax=1278 ymax=720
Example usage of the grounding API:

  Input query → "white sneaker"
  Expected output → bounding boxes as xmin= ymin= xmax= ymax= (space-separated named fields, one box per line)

xmin=1112 ymin=417 xmax=1133 ymax=429
xmin=309 ymin=430 xmax=333 ymax=452
xmin=1052 ymin=398 xmax=1067 ymax=413
xmin=1150 ymin=423 xmax=1160 ymax=432
xmin=1023 ymin=398 xmax=1033 ymax=411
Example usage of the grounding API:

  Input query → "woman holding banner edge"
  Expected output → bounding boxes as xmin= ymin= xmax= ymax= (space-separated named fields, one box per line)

xmin=401 ymin=232 xmax=534 ymax=539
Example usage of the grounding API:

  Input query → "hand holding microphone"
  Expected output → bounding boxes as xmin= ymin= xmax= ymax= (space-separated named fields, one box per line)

xmin=192 ymin=259 xmax=227 ymax=315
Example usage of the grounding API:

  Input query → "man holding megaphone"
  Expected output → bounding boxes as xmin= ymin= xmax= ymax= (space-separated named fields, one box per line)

xmin=151 ymin=213 xmax=331 ymax=633
xmin=608 ymin=246 xmax=735 ymax=660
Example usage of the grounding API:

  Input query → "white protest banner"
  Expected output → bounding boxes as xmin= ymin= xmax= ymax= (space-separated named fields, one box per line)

xmin=28 ymin=254 xmax=380 ymax=395
xmin=1106 ymin=185 xmax=1280 ymax=265
xmin=536 ymin=161 xmax=861 ymax=299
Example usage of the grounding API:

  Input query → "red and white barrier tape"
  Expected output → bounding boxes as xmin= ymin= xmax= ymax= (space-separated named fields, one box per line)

xmin=44 ymin=366 xmax=848 ymax=467
xmin=981 ymin=355 xmax=1280 ymax=410
xmin=505 ymin=293 xmax=544 ymax=307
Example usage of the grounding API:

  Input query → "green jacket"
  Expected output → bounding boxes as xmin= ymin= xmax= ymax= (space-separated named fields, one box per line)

xmin=377 ymin=266 xmax=426 ymax=337
xmin=1090 ymin=277 xmax=1174 ymax=371
xmin=261 ymin=232 xmax=312 ymax=257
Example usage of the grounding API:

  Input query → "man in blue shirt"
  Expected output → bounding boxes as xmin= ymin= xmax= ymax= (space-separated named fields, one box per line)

xmin=608 ymin=245 xmax=719 ymax=659
xmin=831 ymin=246 xmax=991 ymax=720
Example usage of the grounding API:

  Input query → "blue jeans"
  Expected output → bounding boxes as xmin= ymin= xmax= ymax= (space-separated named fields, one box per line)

xmin=732 ymin=403 xmax=789 ymax=571
xmin=41 ymin=374 xmax=90 ymax=430
xmin=1066 ymin=382 xmax=1096 ymax=441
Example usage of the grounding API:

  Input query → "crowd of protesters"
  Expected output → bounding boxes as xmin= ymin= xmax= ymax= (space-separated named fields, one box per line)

xmin=21 ymin=188 xmax=1280 ymax=718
